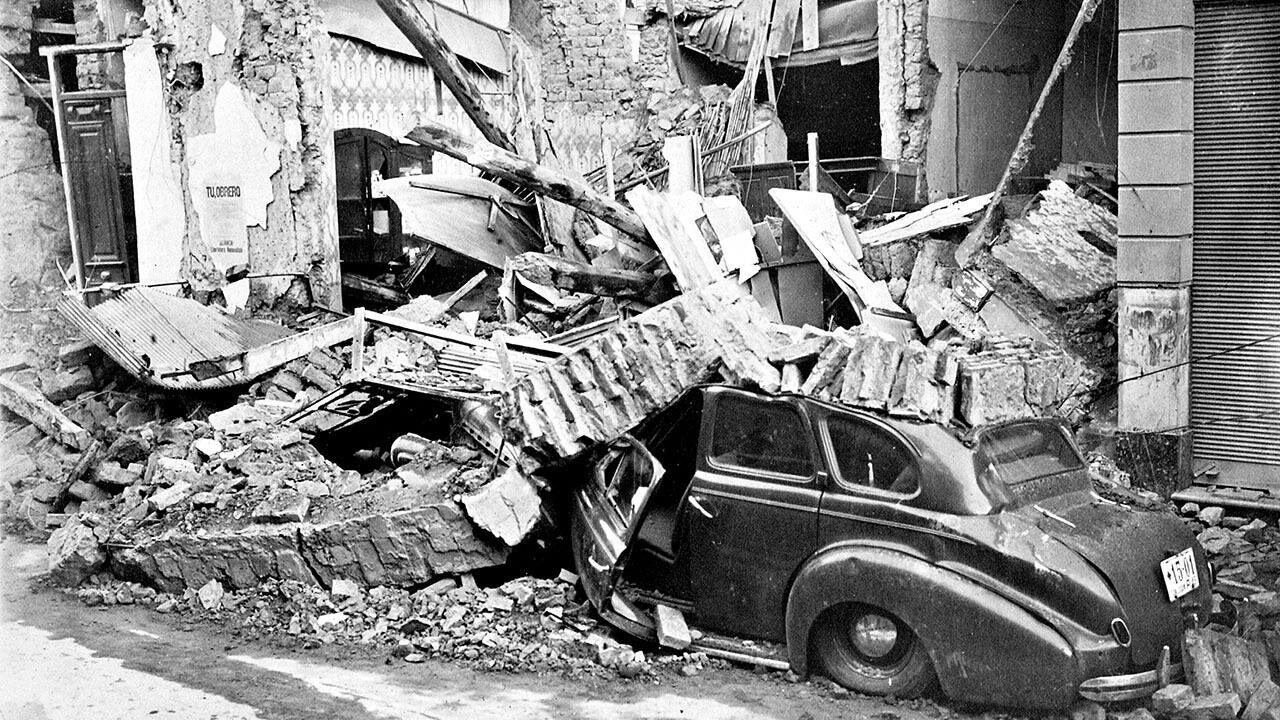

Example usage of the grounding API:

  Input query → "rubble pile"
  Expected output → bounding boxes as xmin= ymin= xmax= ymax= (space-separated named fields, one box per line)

xmin=69 ymin=568 xmax=721 ymax=680
xmin=502 ymin=281 xmax=1086 ymax=470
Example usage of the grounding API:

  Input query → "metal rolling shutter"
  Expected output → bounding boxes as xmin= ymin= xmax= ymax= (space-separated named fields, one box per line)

xmin=1191 ymin=0 xmax=1280 ymax=466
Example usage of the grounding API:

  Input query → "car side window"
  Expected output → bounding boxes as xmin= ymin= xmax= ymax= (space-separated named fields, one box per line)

xmin=709 ymin=395 xmax=813 ymax=479
xmin=826 ymin=415 xmax=919 ymax=495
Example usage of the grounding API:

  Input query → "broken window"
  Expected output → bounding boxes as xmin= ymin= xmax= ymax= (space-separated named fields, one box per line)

xmin=826 ymin=416 xmax=919 ymax=495
xmin=708 ymin=395 xmax=813 ymax=478
xmin=976 ymin=422 xmax=1084 ymax=487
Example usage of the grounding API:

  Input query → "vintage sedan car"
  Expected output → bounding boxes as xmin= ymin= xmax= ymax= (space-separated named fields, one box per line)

xmin=566 ymin=385 xmax=1210 ymax=709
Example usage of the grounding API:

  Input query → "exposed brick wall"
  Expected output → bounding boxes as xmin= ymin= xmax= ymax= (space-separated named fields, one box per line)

xmin=511 ymin=0 xmax=656 ymax=168
xmin=0 ymin=0 xmax=70 ymax=297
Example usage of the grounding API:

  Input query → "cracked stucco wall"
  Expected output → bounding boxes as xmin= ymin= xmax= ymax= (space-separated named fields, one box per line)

xmin=143 ymin=0 xmax=339 ymax=308
xmin=0 ymin=0 xmax=70 ymax=297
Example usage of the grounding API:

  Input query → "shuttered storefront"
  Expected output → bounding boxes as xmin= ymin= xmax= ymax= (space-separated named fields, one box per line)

xmin=1191 ymin=0 xmax=1280 ymax=469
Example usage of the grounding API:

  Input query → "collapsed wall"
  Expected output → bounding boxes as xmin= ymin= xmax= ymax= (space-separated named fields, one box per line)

xmin=0 ymin=0 xmax=70 ymax=298
xmin=141 ymin=0 xmax=340 ymax=308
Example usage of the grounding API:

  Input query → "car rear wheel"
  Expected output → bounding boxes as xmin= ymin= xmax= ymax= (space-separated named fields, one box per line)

xmin=812 ymin=605 xmax=936 ymax=697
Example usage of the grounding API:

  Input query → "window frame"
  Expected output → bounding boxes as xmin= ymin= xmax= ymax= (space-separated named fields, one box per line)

xmin=703 ymin=391 xmax=817 ymax=484
xmin=819 ymin=409 xmax=924 ymax=500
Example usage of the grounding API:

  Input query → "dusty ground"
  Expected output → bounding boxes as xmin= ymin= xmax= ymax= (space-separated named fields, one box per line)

xmin=1 ymin=536 xmax=1005 ymax=720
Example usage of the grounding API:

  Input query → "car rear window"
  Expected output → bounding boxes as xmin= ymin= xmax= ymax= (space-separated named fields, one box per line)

xmin=975 ymin=422 xmax=1087 ymax=499
xmin=826 ymin=416 xmax=920 ymax=495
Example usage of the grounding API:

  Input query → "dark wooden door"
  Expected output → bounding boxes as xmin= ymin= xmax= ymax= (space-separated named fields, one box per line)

xmin=63 ymin=95 xmax=135 ymax=285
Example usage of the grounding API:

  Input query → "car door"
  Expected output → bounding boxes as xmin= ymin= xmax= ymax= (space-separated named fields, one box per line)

xmin=569 ymin=435 xmax=667 ymax=638
xmin=683 ymin=388 xmax=823 ymax=641
xmin=815 ymin=409 xmax=940 ymax=555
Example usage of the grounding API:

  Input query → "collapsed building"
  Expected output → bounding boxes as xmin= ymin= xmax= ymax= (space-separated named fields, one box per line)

xmin=2 ymin=0 xmax=1280 ymax=708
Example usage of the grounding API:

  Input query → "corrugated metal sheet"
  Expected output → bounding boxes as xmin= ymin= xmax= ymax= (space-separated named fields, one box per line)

xmin=58 ymin=288 xmax=295 ymax=390
xmin=378 ymin=176 xmax=542 ymax=269
xmin=1191 ymin=0 xmax=1280 ymax=465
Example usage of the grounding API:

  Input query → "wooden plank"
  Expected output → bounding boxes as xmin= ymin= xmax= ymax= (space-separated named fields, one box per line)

xmin=436 ymin=271 xmax=489 ymax=317
xmin=800 ymin=0 xmax=819 ymax=50
xmin=767 ymin=0 xmax=801 ymax=57
xmin=350 ymin=308 xmax=368 ymax=382
xmin=859 ymin=193 xmax=993 ymax=248
xmin=0 ymin=377 xmax=91 ymax=451
xmin=242 ymin=316 xmax=356 ymax=379
xmin=625 ymin=187 xmax=721 ymax=291
xmin=703 ymin=196 xmax=759 ymax=276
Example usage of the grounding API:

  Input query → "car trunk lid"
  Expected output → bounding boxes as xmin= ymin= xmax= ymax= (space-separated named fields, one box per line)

xmin=1027 ymin=493 xmax=1209 ymax=667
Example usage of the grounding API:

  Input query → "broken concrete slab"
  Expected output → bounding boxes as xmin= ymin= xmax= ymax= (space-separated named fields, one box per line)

xmin=459 ymin=466 xmax=542 ymax=547
xmin=655 ymin=603 xmax=691 ymax=650
xmin=39 ymin=364 xmax=96 ymax=404
xmin=298 ymin=505 xmax=507 ymax=588
xmin=112 ymin=525 xmax=314 ymax=592
xmin=991 ymin=181 xmax=1116 ymax=305
xmin=47 ymin=519 xmax=107 ymax=586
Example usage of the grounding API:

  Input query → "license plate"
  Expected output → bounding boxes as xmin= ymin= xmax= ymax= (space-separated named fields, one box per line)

xmin=1160 ymin=548 xmax=1199 ymax=601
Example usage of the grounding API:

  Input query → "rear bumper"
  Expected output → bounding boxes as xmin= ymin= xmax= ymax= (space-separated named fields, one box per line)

xmin=1079 ymin=655 xmax=1181 ymax=702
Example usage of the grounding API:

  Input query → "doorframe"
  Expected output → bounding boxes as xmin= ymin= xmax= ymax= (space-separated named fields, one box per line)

xmin=40 ymin=40 xmax=131 ymax=291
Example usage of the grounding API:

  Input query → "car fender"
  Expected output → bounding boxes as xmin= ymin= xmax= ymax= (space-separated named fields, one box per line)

xmin=786 ymin=543 xmax=1085 ymax=709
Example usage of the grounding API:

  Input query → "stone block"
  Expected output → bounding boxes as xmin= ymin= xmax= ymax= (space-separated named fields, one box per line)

xmin=1152 ymin=684 xmax=1195 ymax=715
xmin=40 ymin=365 xmax=96 ymax=403
xmin=1118 ymin=133 xmax=1193 ymax=185
xmin=47 ymin=519 xmax=106 ymax=586
xmin=460 ymin=467 xmax=542 ymax=547
xmin=68 ymin=480 xmax=110 ymax=502
xmin=1119 ymin=0 xmax=1192 ymax=30
xmin=149 ymin=481 xmax=193 ymax=512
xmin=1119 ymin=79 xmax=1193 ymax=134
xmin=95 ymin=462 xmax=142 ymax=487
xmin=1119 ymin=27 xmax=1194 ymax=81
xmin=149 ymin=456 xmax=197 ymax=487
xmin=1118 ymin=185 xmax=1193 ymax=237
xmin=1185 ymin=628 xmax=1272 ymax=704
xmin=1117 ymin=236 xmax=1193 ymax=285
xmin=1184 ymin=693 xmax=1242 ymax=720
xmin=1243 ymin=680 xmax=1280 ymax=720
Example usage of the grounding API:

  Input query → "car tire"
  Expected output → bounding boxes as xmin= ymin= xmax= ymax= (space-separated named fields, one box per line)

xmin=812 ymin=604 xmax=936 ymax=697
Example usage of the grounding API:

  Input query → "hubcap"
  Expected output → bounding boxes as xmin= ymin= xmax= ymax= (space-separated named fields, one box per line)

xmin=851 ymin=614 xmax=899 ymax=659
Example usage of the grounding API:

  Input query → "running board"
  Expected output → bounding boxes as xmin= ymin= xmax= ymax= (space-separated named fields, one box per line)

xmin=689 ymin=632 xmax=790 ymax=671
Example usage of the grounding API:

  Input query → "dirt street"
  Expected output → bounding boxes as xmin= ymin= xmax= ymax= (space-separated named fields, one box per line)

xmin=0 ymin=537 xmax=973 ymax=720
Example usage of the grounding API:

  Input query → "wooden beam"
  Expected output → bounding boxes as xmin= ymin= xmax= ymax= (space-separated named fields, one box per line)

xmin=507 ymin=252 xmax=660 ymax=299
xmin=0 ymin=377 xmax=91 ymax=450
xmin=342 ymin=272 xmax=410 ymax=306
xmin=375 ymin=0 xmax=517 ymax=153
xmin=407 ymin=120 xmax=651 ymax=242
xmin=241 ymin=316 xmax=357 ymax=379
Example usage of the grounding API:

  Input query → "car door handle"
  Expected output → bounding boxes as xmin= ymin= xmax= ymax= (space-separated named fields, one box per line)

xmin=687 ymin=495 xmax=716 ymax=519
xmin=587 ymin=554 xmax=609 ymax=573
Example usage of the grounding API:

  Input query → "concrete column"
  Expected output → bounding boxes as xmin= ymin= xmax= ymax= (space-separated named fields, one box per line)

xmin=1114 ymin=0 xmax=1194 ymax=494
